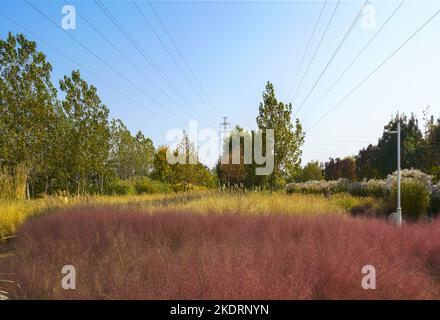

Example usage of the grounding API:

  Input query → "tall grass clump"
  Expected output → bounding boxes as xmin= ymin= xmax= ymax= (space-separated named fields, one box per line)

xmin=0 ymin=164 xmax=27 ymax=200
xmin=6 ymin=207 xmax=440 ymax=299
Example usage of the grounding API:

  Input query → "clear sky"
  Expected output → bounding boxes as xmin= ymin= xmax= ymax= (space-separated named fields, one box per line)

xmin=1 ymin=0 xmax=440 ymax=166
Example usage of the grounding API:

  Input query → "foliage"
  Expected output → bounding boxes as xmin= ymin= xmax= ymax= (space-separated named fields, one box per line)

xmin=0 ymin=33 xmax=214 ymax=198
xmin=0 ymin=32 xmax=58 ymax=197
xmin=385 ymin=169 xmax=433 ymax=192
xmin=296 ymin=160 xmax=324 ymax=182
xmin=152 ymin=134 xmax=215 ymax=188
xmin=104 ymin=178 xmax=137 ymax=196
xmin=347 ymin=179 xmax=387 ymax=198
xmin=375 ymin=113 xmax=424 ymax=178
xmin=109 ymin=119 xmax=155 ymax=179
xmin=430 ymin=184 xmax=440 ymax=216
xmin=0 ymin=163 xmax=27 ymax=200
xmin=59 ymin=70 xmax=111 ymax=195
xmin=423 ymin=119 xmax=440 ymax=181
xmin=325 ymin=157 xmax=356 ymax=181
xmin=385 ymin=169 xmax=432 ymax=219
xmin=256 ymin=82 xmax=304 ymax=189
xmin=286 ymin=178 xmax=349 ymax=194
xmin=389 ymin=179 xmax=430 ymax=220
xmin=356 ymin=144 xmax=379 ymax=180
xmin=216 ymin=126 xmax=266 ymax=188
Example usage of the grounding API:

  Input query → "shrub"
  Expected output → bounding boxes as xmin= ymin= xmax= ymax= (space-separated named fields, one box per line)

xmin=389 ymin=179 xmax=430 ymax=220
xmin=132 ymin=177 xmax=171 ymax=194
xmin=386 ymin=169 xmax=432 ymax=193
xmin=430 ymin=184 xmax=440 ymax=216
xmin=363 ymin=179 xmax=387 ymax=197
xmin=104 ymin=178 xmax=136 ymax=196
xmin=286 ymin=179 xmax=348 ymax=195
xmin=347 ymin=180 xmax=386 ymax=198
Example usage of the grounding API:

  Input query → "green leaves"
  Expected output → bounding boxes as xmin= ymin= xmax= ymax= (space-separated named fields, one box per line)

xmin=256 ymin=82 xmax=305 ymax=189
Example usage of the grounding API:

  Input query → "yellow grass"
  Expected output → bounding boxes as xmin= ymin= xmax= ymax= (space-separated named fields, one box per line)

xmin=0 ymin=191 xmax=378 ymax=240
xmin=171 ymin=192 xmax=375 ymax=215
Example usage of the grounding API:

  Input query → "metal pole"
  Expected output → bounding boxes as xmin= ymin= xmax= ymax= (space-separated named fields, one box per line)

xmin=396 ymin=117 xmax=402 ymax=226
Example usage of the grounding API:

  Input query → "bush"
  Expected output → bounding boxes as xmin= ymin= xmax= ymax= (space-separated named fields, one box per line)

xmin=347 ymin=180 xmax=386 ymax=198
xmin=286 ymin=179 xmax=348 ymax=195
xmin=430 ymin=184 xmax=440 ymax=216
xmin=386 ymin=169 xmax=432 ymax=193
xmin=389 ymin=179 xmax=430 ymax=220
xmin=104 ymin=178 xmax=136 ymax=196
xmin=132 ymin=177 xmax=171 ymax=194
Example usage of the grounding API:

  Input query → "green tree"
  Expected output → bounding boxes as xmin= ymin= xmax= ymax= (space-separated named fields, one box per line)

xmin=133 ymin=131 xmax=155 ymax=177
xmin=59 ymin=70 xmax=110 ymax=194
xmin=375 ymin=113 xmax=424 ymax=178
xmin=324 ymin=157 xmax=356 ymax=181
xmin=152 ymin=146 xmax=173 ymax=183
xmin=423 ymin=118 xmax=440 ymax=181
xmin=0 ymin=33 xmax=58 ymax=197
xmin=256 ymin=82 xmax=304 ymax=189
xmin=297 ymin=160 xmax=324 ymax=182
xmin=170 ymin=133 xmax=214 ymax=187
xmin=356 ymin=144 xmax=379 ymax=180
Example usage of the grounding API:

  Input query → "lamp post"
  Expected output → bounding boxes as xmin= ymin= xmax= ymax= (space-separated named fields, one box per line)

xmin=390 ymin=115 xmax=402 ymax=226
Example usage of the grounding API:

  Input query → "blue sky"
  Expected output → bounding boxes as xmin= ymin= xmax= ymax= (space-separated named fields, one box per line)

xmin=1 ymin=0 xmax=440 ymax=165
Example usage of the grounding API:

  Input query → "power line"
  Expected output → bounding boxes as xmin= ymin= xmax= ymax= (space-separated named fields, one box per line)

xmin=147 ymin=0 xmax=221 ymax=117
xmin=96 ymin=0 xmax=215 ymax=128
xmin=132 ymin=1 xmax=218 ymax=123
xmin=24 ymin=0 xmax=187 ymax=125
xmin=302 ymin=0 xmax=406 ymax=122
xmin=286 ymin=1 xmax=327 ymax=99
xmin=0 ymin=11 xmax=174 ymax=127
xmin=64 ymin=0 xmax=210 ymax=128
xmin=295 ymin=0 xmax=370 ymax=117
xmin=308 ymin=6 xmax=440 ymax=131
xmin=292 ymin=0 xmax=341 ymax=102
xmin=95 ymin=0 xmax=217 ymax=129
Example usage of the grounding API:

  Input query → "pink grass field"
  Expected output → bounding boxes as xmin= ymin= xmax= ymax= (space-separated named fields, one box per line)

xmin=2 ymin=207 xmax=440 ymax=299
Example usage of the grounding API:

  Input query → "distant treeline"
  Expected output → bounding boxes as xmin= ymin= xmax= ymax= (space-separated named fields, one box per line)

xmin=296 ymin=113 xmax=440 ymax=183
xmin=1 ymin=33 xmax=306 ymax=198
xmin=0 ymin=33 xmax=214 ymax=198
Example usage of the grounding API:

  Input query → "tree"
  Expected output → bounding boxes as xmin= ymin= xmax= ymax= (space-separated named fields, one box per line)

xmin=296 ymin=160 xmax=324 ymax=182
xmin=169 ymin=133 xmax=214 ymax=187
xmin=375 ymin=113 xmax=424 ymax=178
xmin=151 ymin=146 xmax=173 ymax=183
xmin=109 ymin=120 xmax=155 ymax=179
xmin=133 ymin=131 xmax=155 ymax=177
xmin=424 ymin=118 xmax=440 ymax=181
xmin=324 ymin=157 xmax=356 ymax=181
xmin=59 ymin=70 xmax=110 ymax=194
xmin=256 ymin=82 xmax=304 ymax=189
xmin=356 ymin=144 xmax=379 ymax=180
xmin=0 ymin=32 xmax=58 ymax=197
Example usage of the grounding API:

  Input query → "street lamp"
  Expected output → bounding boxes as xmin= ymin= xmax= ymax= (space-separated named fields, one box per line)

xmin=389 ymin=114 xmax=402 ymax=227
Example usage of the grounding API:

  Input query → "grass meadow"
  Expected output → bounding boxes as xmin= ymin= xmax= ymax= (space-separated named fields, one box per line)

xmin=1 ymin=191 xmax=439 ymax=300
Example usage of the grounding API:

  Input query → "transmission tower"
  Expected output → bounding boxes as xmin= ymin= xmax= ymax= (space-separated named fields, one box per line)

xmin=219 ymin=116 xmax=231 ymax=159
